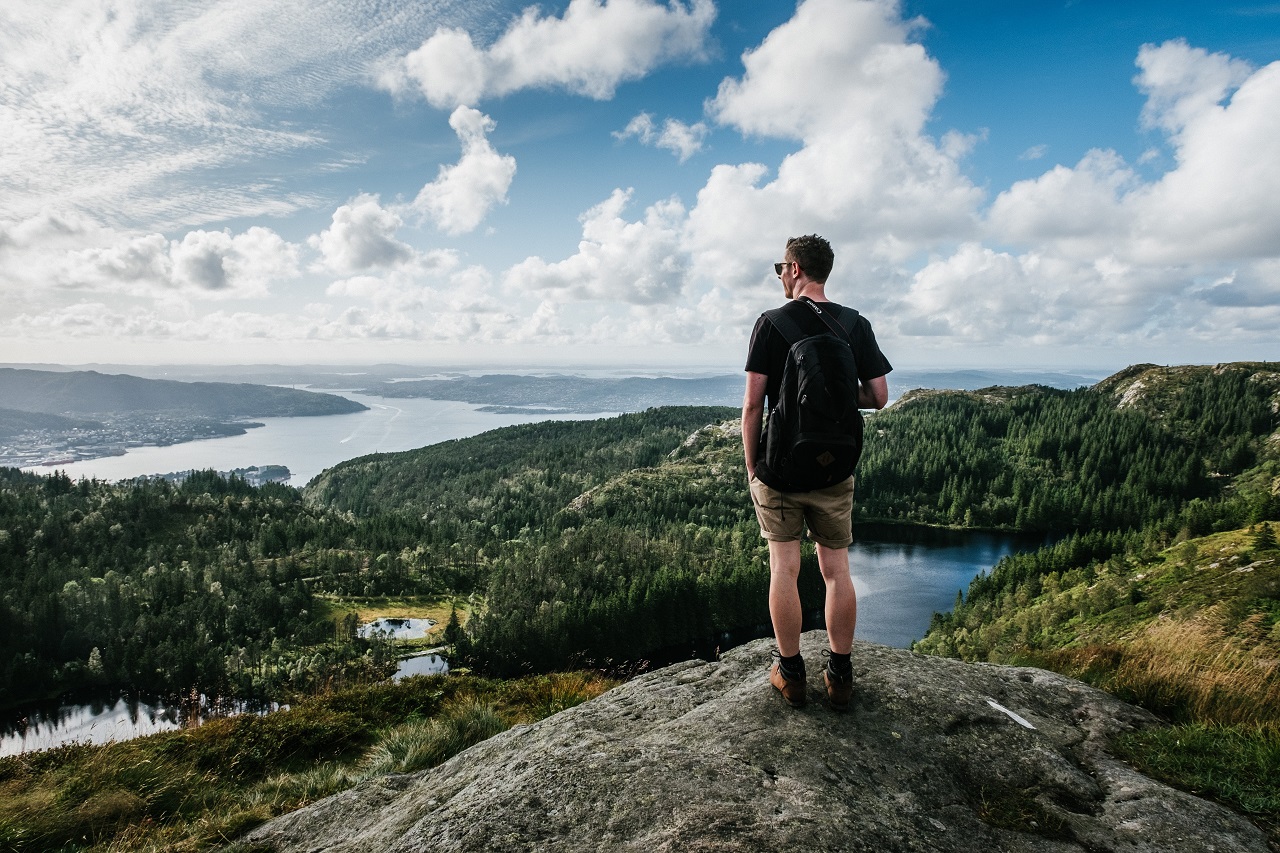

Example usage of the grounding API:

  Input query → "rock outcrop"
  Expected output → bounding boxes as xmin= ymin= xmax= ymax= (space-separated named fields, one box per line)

xmin=242 ymin=633 xmax=1269 ymax=852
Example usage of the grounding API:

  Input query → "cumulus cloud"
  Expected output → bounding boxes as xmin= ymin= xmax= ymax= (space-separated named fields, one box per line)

xmin=413 ymin=106 xmax=517 ymax=234
xmin=708 ymin=0 xmax=939 ymax=141
xmin=1135 ymin=39 xmax=1253 ymax=137
xmin=987 ymin=150 xmax=1137 ymax=253
xmin=503 ymin=188 xmax=688 ymax=303
xmin=614 ymin=112 xmax=709 ymax=161
xmin=10 ymin=224 xmax=300 ymax=300
xmin=1130 ymin=47 xmax=1280 ymax=262
xmin=324 ymin=250 xmax=465 ymax=314
xmin=170 ymin=228 xmax=300 ymax=296
xmin=985 ymin=40 xmax=1280 ymax=266
xmin=309 ymin=194 xmax=416 ymax=274
xmin=492 ymin=0 xmax=985 ymax=330
xmin=894 ymin=244 xmax=1188 ymax=347
xmin=684 ymin=0 xmax=981 ymax=289
xmin=380 ymin=0 xmax=716 ymax=108
xmin=77 ymin=234 xmax=175 ymax=290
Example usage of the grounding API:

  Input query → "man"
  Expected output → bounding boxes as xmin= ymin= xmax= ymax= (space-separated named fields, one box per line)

xmin=742 ymin=234 xmax=891 ymax=710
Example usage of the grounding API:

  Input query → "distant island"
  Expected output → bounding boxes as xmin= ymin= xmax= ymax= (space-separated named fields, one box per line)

xmin=0 ymin=368 xmax=366 ymax=468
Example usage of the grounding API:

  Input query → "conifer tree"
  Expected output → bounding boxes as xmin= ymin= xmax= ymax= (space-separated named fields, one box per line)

xmin=443 ymin=606 xmax=463 ymax=646
xmin=1252 ymin=522 xmax=1277 ymax=553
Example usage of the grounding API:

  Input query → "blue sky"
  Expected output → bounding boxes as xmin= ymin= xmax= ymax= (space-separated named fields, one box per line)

xmin=2 ymin=0 xmax=1278 ymax=372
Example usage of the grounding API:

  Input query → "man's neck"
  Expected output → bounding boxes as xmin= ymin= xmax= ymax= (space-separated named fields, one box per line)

xmin=792 ymin=281 xmax=829 ymax=302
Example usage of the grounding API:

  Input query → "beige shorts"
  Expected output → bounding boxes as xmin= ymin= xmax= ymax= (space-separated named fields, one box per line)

xmin=749 ymin=475 xmax=855 ymax=549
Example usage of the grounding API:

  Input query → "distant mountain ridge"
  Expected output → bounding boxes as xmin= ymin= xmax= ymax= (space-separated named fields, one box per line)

xmin=0 ymin=368 xmax=368 ymax=417
xmin=350 ymin=368 xmax=1103 ymax=413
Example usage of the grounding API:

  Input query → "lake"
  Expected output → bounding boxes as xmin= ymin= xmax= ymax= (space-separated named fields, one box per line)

xmin=850 ymin=525 xmax=1050 ymax=648
xmin=33 ymin=393 xmax=616 ymax=487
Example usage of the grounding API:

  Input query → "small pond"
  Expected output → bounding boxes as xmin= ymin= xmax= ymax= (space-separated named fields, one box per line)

xmin=359 ymin=617 xmax=437 ymax=640
xmin=393 ymin=653 xmax=449 ymax=681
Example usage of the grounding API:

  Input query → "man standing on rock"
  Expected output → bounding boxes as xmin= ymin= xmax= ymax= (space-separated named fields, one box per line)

xmin=742 ymin=234 xmax=891 ymax=709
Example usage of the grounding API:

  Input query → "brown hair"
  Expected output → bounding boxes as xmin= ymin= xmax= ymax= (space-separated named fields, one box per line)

xmin=785 ymin=234 xmax=834 ymax=283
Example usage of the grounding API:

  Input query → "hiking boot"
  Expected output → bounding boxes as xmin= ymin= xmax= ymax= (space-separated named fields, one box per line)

xmin=823 ymin=667 xmax=854 ymax=710
xmin=822 ymin=650 xmax=854 ymax=711
xmin=769 ymin=652 xmax=806 ymax=707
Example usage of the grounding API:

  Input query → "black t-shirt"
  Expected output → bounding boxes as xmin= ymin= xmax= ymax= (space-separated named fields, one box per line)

xmin=744 ymin=298 xmax=893 ymax=412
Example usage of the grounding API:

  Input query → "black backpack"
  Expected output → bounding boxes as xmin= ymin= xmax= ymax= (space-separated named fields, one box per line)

xmin=759 ymin=297 xmax=864 ymax=492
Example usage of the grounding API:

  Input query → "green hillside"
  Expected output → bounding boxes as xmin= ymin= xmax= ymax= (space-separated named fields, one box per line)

xmin=856 ymin=362 xmax=1279 ymax=530
xmin=297 ymin=363 xmax=1280 ymax=674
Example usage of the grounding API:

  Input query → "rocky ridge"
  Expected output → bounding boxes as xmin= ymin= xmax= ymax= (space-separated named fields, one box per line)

xmin=242 ymin=632 xmax=1268 ymax=852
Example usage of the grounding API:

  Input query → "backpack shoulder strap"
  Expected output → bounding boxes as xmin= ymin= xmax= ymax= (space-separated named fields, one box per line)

xmin=798 ymin=296 xmax=857 ymax=343
xmin=763 ymin=307 xmax=806 ymax=346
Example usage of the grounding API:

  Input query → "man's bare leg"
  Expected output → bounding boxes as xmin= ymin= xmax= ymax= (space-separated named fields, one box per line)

xmin=767 ymin=539 xmax=803 ymax=657
xmin=817 ymin=543 xmax=856 ymax=654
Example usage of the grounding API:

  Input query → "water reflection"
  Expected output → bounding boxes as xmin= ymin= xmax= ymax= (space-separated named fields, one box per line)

xmin=0 ymin=692 xmax=281 ymax=758
xmin=393 ymin=653 xmax=449 ymax=681
xmin=359 ymin=617 xmax=436 ymax=640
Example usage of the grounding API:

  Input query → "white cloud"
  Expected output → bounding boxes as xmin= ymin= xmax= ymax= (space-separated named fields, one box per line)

xmin=987 ymin=149 xmax=1136 ymax=254
xmin=77 ymin=234 xmax=174 ymax=291
xmin=615 ymin=112 xmax=708 ymax=161
xmin=5 ymin=223 xmax=299 ymax=300
xmin=985 ymin=40 xmax=1280 ymax=266
xmin=894 ymin=244 xmax=1189 ymax=346
xmin=413 ymin=106 xmax=517 ymax=235
xmin=170 ymin=227 xmax=300 ymax=297
xmin=309 ymin=194 xmax=416 ymax=275
xmin=381 ymin=0 xmax=716 ymax=108
xmin=0 ymin=0 xmax=489 ymax=229
xmin=1019 ymin=144 xmax=1048 ymax=161
xmin=1196 ymin=260 xmax=1280 ymax=308
xmin=324 ymin=251 xmax=467 ymax=312
xmin=616 ymin=113 xmax=658 ymax=143
xmin=708 ymin=0 xmax=939 ymax=141
xmin=503 ymin=188 xmax=688 ymax=303
xmin=685 ymin=0 xmax=981 ymax=290
xmin=1135 ymin=39 xmax=1253 ymax=137
xmin=1130 ymin=49 xmax=1280 ymax=262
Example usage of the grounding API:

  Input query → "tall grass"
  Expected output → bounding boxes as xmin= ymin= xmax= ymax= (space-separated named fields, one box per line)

xmin=359 ymin=700 xmax=506 ymax=777
xmin=1035 ymin=609 xmax=1280 ymax=728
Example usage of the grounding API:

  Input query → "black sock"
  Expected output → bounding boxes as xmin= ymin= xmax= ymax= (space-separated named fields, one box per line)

xmin=779 ymin=652 xmax=805 ymax=680
xmin=827 ymin=651 xmax=852 ymax=678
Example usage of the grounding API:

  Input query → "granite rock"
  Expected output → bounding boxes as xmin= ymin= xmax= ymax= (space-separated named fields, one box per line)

xmin=242 ymin=632 xmax=1269 ymax=852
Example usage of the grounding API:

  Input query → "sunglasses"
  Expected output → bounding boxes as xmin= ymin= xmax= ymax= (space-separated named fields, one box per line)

xmin=774 ymin=261 xmax=790 ymax=277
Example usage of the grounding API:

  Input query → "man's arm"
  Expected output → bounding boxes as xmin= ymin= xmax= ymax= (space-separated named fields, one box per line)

xmin=742 ymin=371 xmax=768 ymax=481
xmin=858 ymin=374 xmax=889 ymax=410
